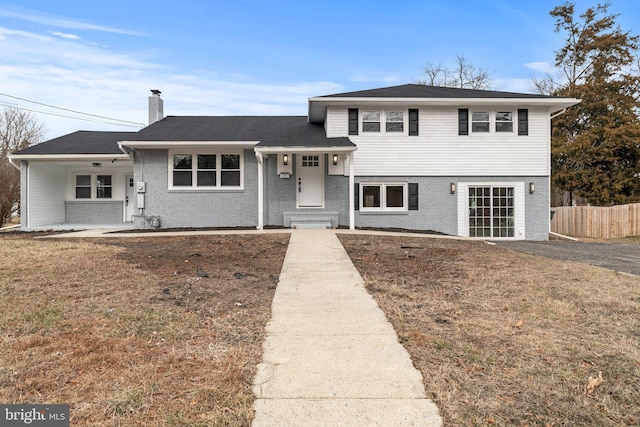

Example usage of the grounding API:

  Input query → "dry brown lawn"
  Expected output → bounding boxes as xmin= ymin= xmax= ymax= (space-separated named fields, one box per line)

xmin=0 ymin=233 xmax=289 ymax=426
xmin=3 ymin=231 xmax=639 ymax=426
xmin=339 ymin=235 xmax=640 ymax=427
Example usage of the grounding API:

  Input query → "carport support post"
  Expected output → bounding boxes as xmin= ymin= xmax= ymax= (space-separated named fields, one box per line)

xmin=256 ymin=152 xmax=264 ymax=230
xmin=349 ymin=152 xmax=355 ymax=230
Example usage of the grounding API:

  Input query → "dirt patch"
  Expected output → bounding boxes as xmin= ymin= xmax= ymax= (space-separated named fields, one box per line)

xmin=0 ymin=233 xmax=289 ymax=426
xmin=339 ymin=235 xmax=640 ymax=426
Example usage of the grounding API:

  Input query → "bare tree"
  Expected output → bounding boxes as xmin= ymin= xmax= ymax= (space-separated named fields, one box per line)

xmin=416 ymin=54 xmax=494 ymax=90
xmin=0 ymin=107 xmax=45 ymax=227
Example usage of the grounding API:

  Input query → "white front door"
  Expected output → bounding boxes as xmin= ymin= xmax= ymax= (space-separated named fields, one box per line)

xmin=125 ymin=175 xmax=134 ymax=221
xmin=297 ymin=154 xmax=324 ymax=207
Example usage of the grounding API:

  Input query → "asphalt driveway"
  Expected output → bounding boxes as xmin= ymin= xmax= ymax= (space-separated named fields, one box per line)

xmin=496 ymin=240 xmax=640 ymax=277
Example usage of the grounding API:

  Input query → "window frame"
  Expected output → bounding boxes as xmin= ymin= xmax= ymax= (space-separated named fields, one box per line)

xmin=360 ymin=110 xmax=407 ymax=135
xmin=359 ymin=182 xmax=408 ymax=212
xmin=470 ymin=109 xmax=516 ymax=134
xmin=74 ymin=173 xmax=113 ymax=200
xmin=168 ymin=149 xmax=244 ymax=190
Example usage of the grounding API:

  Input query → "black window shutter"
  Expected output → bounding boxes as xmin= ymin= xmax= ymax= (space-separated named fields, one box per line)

xmin=458 ymin=109 xmax=469 ymax=135
xmin=408 ymin=183 xmax=418 ymax=210
xmin=354 ymin=182 xmax=359 ymax=210
xmin=518 ymin=109 xmax=528 ymax=136
xmin=348 ymin=108 xmax=359 ymax=135
xmin=408 ymin=109 xmax=419 ymax=136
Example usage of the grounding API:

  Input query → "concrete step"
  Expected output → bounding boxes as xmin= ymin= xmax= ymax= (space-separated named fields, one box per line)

xmin=291 ymin=222 xmax=332 ymax=229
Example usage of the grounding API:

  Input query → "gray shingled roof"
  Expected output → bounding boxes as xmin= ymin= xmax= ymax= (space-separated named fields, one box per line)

xmin=11 ymin=117 xmax=354 ymax=156
xmin=12 ymin=131 xmax=136 ymax=155
xmin=320 ymin=84 xmax=555 ymax=99
xmin=131 ymin=116 xmax=354 ymax=147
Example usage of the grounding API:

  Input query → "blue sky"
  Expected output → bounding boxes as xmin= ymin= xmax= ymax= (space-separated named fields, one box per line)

xmin=1 ymin=0 xmax=639 ymax=139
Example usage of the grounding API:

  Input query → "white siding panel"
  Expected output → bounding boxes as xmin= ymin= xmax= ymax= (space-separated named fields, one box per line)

xmin=325 ymin=107 xmax=348 ymax=137
xmin=351 ymin=107 xmax=550 ymax=176
xmin=28 ymin=162 xmax=65 ymax=227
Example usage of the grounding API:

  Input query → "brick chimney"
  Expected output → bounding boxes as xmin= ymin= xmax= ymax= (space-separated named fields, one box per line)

xmin=148 ymin=89 xmax=163 ymax=125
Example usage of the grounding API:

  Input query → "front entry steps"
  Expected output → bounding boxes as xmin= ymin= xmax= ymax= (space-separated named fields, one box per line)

xmin=291 ymin=221 xmax=332 ymax=229
xmin=283 ymin=210 xmax=339 ymax=229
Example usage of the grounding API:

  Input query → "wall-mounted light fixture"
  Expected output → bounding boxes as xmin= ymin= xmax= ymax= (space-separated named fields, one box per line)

xmin=282 ymin=154 xmax=289 ymax=166
xmin=450 ymin=182 xmax=456 ymax=194
xmin=529 ymin=182 xmax=535 ymax=194
xmin=332 ymin=154 xmax=339 ymax=166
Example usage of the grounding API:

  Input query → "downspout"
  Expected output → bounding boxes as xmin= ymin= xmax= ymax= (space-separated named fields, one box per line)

xmin=255 ymin=151 xmax=264 ymax=230
xmin=348 ymin=152 xmax=355 ymax=230
xmin=548 ymin=108 xmax=568 ymax=239
xmin=7 ymin=156 xmax=26 ymax=228
xmin=550 ymin=108 xmax=567 ymax=120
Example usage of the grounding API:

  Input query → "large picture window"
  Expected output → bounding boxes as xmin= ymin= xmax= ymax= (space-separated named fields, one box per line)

xmin=360 ymin=183 xmax=407 ymax=211
xmin=170 ymin=150 xmax=243 ymax=189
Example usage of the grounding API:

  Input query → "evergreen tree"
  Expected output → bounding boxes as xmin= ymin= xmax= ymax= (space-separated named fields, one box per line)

xmin=542 ymin=2 xmax=640 ymax=205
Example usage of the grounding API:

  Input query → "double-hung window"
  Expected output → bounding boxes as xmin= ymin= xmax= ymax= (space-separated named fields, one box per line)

xmin=96 ymin=175 xmax=112 ymax=198
xmin=360 ymin=183 xmax=407 ymax=211
xmin=75 ymin=175 xmax=92 ymax=199
xmin=170 ymin=150 xmax=243 ymax=189
xmin=495 ymin=112 xmax=513 ymax=132
xmin=75 ymin=174 xmax=113 ymax=199
xmin=471 ymin=112 xmax=490 ymax=132
xmin=362 ymin=110 xmax=405 ymax=134
xmin=362 ymin=111 xmax=381 ymax=132
xmin=385 ymin=111 xmax=404 ymax=132
xmin=470 ymin=110 xmax=515 ymax=133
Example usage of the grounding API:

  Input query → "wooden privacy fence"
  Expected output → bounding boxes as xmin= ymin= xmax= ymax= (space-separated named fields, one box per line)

xmin=551 ymin=203 xmax=640 ymax=239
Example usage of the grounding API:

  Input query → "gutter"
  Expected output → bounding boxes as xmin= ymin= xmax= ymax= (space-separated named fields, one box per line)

xmin=550 ymin=108 xmax=567 ymax=119
xmin=7 ymin=155 xmax=21 ymax=170
xmin=117 ymin=142 xmax=129 ymax=156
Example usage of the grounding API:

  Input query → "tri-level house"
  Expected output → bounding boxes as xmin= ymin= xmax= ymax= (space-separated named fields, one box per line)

xmin=9 ymin=84 xmax=579 ymax=240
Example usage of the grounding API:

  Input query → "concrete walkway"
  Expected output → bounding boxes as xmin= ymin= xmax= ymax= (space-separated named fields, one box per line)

xmin=252 ymin=229 xmax=442 ymax=426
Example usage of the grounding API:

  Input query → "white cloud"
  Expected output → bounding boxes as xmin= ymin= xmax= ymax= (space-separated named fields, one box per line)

xmin=0 ymin=6 xmax=144 ymax=36
xmin=524 ymin=61 xmax=554 ymax=74
xmin=0 ymin=26 xmax=344 ymax=139
xmin=496 ymin=78 xmax=537 ymax=93
xmin=49 ymin=31 xmax=81 ymax=40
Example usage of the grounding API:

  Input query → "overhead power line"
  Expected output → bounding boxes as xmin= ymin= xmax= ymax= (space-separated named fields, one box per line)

xmin=0 ymin=92 xmax=146 ymax=127
xmin=0 ymin=102 xmax=143 ymax=128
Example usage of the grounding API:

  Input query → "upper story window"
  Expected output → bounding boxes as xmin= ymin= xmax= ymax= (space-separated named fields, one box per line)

xmin=362 ymin=110 xmax=406 ymax=134
xmin=495 ymin=111 xmax=513 ymax=132
xmin=470 ymin=110 xmax=515 ymax=134
xmin=362 ymin=111 xmax=381 ymax=132
xmin=459 ymin=108 xmax=527 ymax=136
xmin=386 ymin=111 xmax=404 ymax=132
xmin=170 ymin=150 xmax=243 ymax=190
xmin=471 ymin=112 xmax=490 ymax=132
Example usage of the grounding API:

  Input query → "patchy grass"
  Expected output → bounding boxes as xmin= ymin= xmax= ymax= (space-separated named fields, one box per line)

xmin=339 ymin=235 xmax=640 ymax=427
xmin=0 ymin=233 xmax=289 ymax=426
